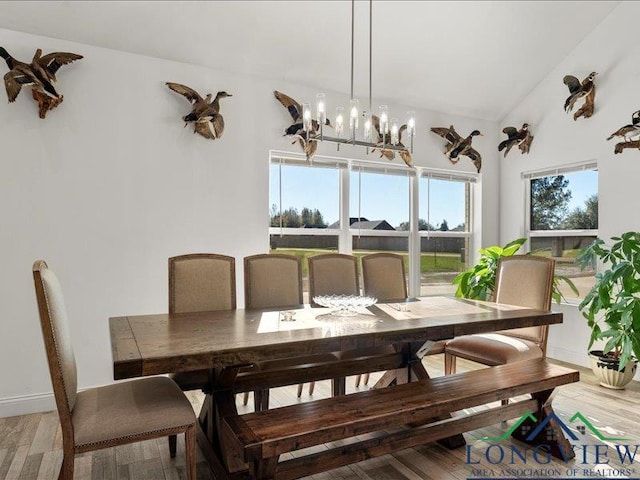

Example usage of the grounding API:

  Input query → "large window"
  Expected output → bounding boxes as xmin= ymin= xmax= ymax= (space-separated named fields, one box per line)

xmin=524 ymin=162 xmax=598 ymax=302
xmin=419 ymin=173 xmax=475 ymax=295
xmin=269 ymin=157 xmax=343 ymax=292
xmin=269 ymin=150 xmax=478 ymax=297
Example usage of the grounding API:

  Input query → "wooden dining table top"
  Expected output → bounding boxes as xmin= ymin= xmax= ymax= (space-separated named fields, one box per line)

xmin=109 ymin=296 xmax=562 ymax=380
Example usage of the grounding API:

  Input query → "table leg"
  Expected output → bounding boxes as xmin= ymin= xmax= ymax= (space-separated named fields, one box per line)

xmin=407 ymin=342 xmax=467 ymax=449
xmin=196 ymin=367 xmax=250 ymax=478
xmin=371 ymin=343 xmax=410 ymax=389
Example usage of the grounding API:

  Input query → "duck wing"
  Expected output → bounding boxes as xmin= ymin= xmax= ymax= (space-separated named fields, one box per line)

xmin=431 ymin=126 xmax=461 ymax=144
xmin=37 ymin=51 xmax=83 ymax=80
xmin=4 ymin=69 xmax=38 ymax=102
xmin=399 ymin=149 xmax=413 ymax=167
xmin=563 ymin=75 xmax=581 ymax=94
xmin=274 ymin=90 xmax=302 ymax=122
xmin=211 ymin=114 xmax=225 ymax=138
xmin=518 ymin=133 xmax=534 ymax=154
xmin=607 ymin=124 xmax=634 ymax=141
xmin=502 ymin=126 xmax=518 ymax=139
xmin=465 ymin=147 xmax=482 ymax=173
xmin=166 ymin=82 xmax=203 ymax=104
xmin=194 ymin=118 xmax=217 ymax=139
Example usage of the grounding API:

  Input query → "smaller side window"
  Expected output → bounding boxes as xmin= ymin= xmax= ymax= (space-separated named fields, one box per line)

xmin=527 ymin=167 xmax=598 ymax=302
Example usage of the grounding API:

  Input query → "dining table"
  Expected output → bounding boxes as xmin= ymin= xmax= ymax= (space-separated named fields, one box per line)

xmin=109 ymin=295 xmax=565 ymax=479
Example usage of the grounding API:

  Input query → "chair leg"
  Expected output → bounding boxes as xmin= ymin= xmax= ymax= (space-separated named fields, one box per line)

xmin=363 ymin=373 xmax=370 ymax=386
xmin=57 ymin=453 xmax=74 ymax=480
xmin=355 ymin=374 xmax=362 ymax=388
xmin=254 ymin=389 xmax=270 ymax=411
xmin=297 ymin=383 xmax=303 ymax=397
xmin=331 ymin=377 xmax=346 ymax=396
xmin=242 ymin=391 xmax=250 ymax=405
xmin=444 ymin=352 xmax=456 ymax=375
xmin=308 ymin=381 xmax=315 ymax=395
xmin=169 ymin=434 xmax=177 ymax=458
xmin=184 ymin=425 xmax=197 ymax=480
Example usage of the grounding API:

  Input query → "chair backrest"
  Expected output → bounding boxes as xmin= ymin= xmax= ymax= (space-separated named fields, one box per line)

xmin=244 ymin=254 xmax=303 ymax=309
xmin=308 ymin=254 xmax=359 ymax=306
xmin=169 ymin=254 xmax=236 ymax=314
xmin=494 ymin=255 xmax=555 ymax=349
xmin=32 ymin=260 xmax=77 ymax=440
xmin=361 ymin=253 xmax=407 ymax=301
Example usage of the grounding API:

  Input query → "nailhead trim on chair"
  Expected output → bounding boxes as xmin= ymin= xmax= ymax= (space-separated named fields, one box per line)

xmin=75 ymin=423 xmax=196 ymax=450
xmin=42 ymin=281 xmax=75 ymax=416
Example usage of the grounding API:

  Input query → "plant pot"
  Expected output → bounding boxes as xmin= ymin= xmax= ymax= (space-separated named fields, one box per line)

xmin=589 ymin=350 xmax=638 ymax=390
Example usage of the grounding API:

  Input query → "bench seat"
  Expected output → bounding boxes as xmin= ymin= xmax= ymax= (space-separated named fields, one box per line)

xmin=223 ymin=359 xmax=579 ymax=480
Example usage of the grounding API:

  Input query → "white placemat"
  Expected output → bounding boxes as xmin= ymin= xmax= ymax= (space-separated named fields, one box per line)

xmin=377 ymin=297 xmax=517 ymax=320
xmin=257 ymin=305 xmax=377 ymax=333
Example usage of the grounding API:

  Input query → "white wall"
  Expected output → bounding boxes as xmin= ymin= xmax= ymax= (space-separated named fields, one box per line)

xmin=0 ymin=28 xmax=499 ymax=416
xmin=499 ymin=2 xmax=639 ymax=378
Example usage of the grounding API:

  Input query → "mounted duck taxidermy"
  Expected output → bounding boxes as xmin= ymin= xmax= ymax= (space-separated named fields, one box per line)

xmin=166 ymin=82 xmax=232 ymax=140
xmin=430 ymin=126 xmax=482 ymax=172
xmin=274 ymin=90 xmax=331 ymax=161
xmin=369 ymin=115 xmax=413 ymax=167
xmin=607 ymin=110 xmax=640 ymax=154
xmin=0 ymin=46 xmax=83 ymax=118
xmin=498 ymin=123 xmax=534 ymax=157
xmin=563 ymin=71 xmax=597 ymax=121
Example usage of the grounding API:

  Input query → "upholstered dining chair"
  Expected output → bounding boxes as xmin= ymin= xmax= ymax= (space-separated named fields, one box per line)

xmin=33 ymin=260 xmax=196 ymax=480
xmin=361 ymin=252 xmax=408 ymax=301
xmin=168 ymin=253 xmax=236 ymax=392
xmin=243 ymin=253 xmax=338 ymax=409
xmin=306 ymin=253 xmax=360 ymax=395
xmin=358 ymin=252 xmax=448 ymax=387
xmin=443 ymin=255 xmax=555 ymax=375
xmin=244 ymin=253 xmax=304 ymax=309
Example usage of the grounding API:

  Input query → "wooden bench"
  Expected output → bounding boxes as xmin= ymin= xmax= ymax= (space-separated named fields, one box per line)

xmin=222 ymin=359 xmax=579 ymax=480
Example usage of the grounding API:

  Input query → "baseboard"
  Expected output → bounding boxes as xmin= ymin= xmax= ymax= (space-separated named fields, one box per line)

xmin=0 ymin=392 xmax=56 ymax=418
xmin=546 ymin=345 xmax=590 ymax=369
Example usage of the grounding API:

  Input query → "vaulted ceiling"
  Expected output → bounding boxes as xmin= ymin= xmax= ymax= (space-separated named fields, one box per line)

xmin=0 ymin=1 xmax=619 ymax=120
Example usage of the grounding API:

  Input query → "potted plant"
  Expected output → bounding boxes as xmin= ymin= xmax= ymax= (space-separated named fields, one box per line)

xmin=453 ymin=237 xmax=578 ymax=304
xmin=578 ymin=232 xmax=640 ymax=389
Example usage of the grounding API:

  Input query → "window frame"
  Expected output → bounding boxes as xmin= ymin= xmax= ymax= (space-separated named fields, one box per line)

xmin=269 ymin=150 xmax=480 ymax=296
xmin=522 ymin=160 xmax=598 ymax=305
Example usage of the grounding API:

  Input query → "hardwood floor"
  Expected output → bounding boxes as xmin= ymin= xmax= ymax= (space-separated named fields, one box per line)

xmin=1 ymin=356 xmax=638 ymax=480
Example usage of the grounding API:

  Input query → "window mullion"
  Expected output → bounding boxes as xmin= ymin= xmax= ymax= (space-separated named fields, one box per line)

xmin=408 ymin=174 xmax=420 ymax=297
xmin=339 ymin=166 xmax=351 ymax=254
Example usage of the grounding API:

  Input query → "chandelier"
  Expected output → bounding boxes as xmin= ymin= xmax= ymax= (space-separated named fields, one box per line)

xmin=301 ymin=0 xmax=415 ymax=163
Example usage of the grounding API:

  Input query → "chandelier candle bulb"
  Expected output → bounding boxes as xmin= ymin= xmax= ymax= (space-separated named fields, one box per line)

xmin=364 ymin=116 xmax=372 ymax=140
xmin=379 ymin=105 xmax=389 ymax=135
xmin=302 ymin=102 xmax=312 ymax=132
xmin=349 ymin=99 xmax=360 ymax=134
xmin=407 ymin=111 xmax=416 ymax=137
xmin=316 ymin=93 xmax=326 ymax=130
xmin=335 ymin=106 xmax=345 ymax=138
xmin=391 ymin=118 xmax=399 ymax=145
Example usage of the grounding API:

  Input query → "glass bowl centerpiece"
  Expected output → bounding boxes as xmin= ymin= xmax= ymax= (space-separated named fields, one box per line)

xmin=312 ymin=294 xmax=377 ymax=317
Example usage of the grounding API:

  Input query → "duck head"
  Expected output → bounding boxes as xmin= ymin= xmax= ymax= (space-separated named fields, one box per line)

xmin=470 ymin=130 xmax=482 ymax=137
xmin=588 ymin=72 xmax=598 ymax=81
xmin=632 ymin=110 xmax=640 ymax=124
xmin=522 ymin=123 xmax=529 ymax=130
xmin=215 ymin=91 xmax=233 ymax=100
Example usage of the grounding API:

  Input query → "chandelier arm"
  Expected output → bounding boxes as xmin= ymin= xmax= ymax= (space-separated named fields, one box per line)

xmin=350 ymin=0 xmax=355 ymax=101
xmin=369 ymin=0 xmax=372 ymax=116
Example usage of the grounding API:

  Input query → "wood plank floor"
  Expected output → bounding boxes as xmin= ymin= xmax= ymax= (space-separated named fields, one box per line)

xmin=1 ymin=356 xmax=638 ymax=480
